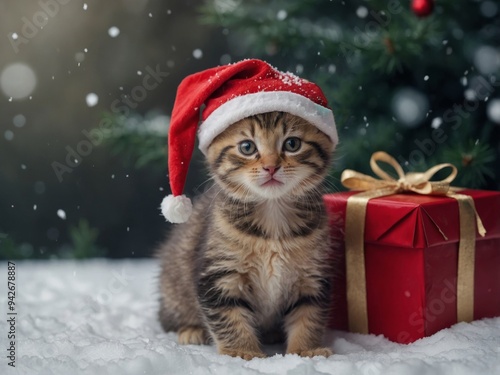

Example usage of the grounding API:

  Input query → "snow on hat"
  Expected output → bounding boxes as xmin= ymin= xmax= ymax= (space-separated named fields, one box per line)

xmin=161 ymin=58 xmax=338 ymax=223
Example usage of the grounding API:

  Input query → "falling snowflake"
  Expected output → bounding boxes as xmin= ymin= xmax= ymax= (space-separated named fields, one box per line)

xmin=486 ymin=98 xmax=500 ymax=124
xmin=57 ymin=209 xmax=66 ymax=220
xmin=13 ymin=114 xmax=26 ymax=127
xmin=86 ymin=93 xmax=99 ymax=107
xmin=276 ymin=10 xmax=287 ymax=20
xmin=4 ymin=130 xmax=14 ymax=141
xmin=464 ymin=89 xmax=476 ymax=101
xmin=108 ymin=27 xmax=120 ymax=38
xmin=356 ymin=6 xmax=368 ymax=18
xmin=193 ymin=49 xmax=203 ymax=59
xmin=431 ymin=117 xmax=443 ymax=129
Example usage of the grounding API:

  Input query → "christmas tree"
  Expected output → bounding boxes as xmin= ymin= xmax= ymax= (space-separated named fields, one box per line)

xmin=106 ymin=0 xmax=499 ymax=190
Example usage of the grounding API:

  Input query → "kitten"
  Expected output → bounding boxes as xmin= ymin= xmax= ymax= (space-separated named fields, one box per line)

xmin=157 ymin=111 xmax=334 ymax=360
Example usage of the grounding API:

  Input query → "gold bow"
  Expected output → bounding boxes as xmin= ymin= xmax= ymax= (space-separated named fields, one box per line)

xmin=342 ymin=151 xmax=457 ymax=195
xmin=340 ymin=151 xmax=486 ymax=334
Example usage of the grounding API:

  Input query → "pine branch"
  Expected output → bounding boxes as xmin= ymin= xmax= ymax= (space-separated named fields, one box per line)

xmin=98 ymin=112 xmax=169 ymax=170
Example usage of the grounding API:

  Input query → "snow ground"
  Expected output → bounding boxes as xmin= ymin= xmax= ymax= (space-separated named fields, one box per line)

xmin=1 ymin=260 xmax=499 ymax=375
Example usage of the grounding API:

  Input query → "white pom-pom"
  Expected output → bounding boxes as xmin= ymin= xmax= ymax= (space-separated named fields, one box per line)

xmin=161 ymin=195 xmax=193 ymax=223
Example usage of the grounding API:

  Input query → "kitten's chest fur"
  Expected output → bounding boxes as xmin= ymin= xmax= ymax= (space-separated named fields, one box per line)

xmin=242 ymin=238 xmax=299 ymax=325
xmin=211 ymin=195 xmax=327 ymax=326
xmin=252 ymin=199 xmax=302 ymax=238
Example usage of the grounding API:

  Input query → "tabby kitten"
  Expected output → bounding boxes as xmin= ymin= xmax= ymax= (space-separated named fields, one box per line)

xmin=157 ymin=111 xmax=334 ymax=360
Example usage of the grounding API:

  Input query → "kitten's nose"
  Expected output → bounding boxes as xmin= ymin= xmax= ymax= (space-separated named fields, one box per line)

xmin=263 ymin=165 xmax=280 ymax=176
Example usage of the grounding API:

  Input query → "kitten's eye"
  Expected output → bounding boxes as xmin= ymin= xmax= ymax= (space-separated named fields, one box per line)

xmin=283 ymin=137 xmax=301 ymax=152
xmin=238 ymin=140 xmax=257 ymax=156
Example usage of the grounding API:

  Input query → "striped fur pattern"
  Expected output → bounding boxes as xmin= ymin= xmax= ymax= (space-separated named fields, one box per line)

xmin=157 ymin=112 xmax=335 ymax=359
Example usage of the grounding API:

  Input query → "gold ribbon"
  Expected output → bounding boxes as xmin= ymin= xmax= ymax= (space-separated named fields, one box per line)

xmin=341 ymin=151 xmax=486 ymax=334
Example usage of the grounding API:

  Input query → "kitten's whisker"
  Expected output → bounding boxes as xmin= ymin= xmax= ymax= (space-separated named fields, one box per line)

xmin=208 ymin=185 xmax=225 ymax=213
xmin=195 ymin=176 xmax=216 ymax=193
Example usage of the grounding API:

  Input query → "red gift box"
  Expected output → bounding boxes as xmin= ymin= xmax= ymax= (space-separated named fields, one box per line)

xmin=324 ymin=189 xmax=500 ymax=344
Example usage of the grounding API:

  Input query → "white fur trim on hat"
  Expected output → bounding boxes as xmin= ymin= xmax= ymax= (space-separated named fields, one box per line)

xmin=161 ymin=194 xmax=193 ymax=223
xmin=197 ymin=91 xmax=337 ymax=155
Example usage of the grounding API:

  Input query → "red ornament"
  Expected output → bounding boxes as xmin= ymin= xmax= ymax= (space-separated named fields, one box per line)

xmin=411 ymin=0 xmax=434 ymax=17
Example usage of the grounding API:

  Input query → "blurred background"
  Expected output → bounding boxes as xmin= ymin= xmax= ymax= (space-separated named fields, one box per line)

xmin=1 ymin=0 xmax=499 ymax=260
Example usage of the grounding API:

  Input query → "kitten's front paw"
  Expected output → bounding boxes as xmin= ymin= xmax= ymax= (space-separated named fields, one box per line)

xmin=178 ymin=326 xmax=208 ymax=345
xmin=219 ymin=348 xmax=267 ymax=360
xmin=288 ymin=347 xmax=333 ymax=358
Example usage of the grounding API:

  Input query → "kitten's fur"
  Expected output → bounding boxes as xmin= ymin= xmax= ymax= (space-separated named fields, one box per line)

xmin=157 ymin=112 xmax=334 ymax=360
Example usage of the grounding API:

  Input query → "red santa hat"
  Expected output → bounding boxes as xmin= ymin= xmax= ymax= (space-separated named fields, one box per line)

xmin=161 ymin=59 xmax=338 ymax=223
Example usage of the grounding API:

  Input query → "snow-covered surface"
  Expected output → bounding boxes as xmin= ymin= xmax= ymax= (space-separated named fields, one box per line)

xmin=1 ymin=260 xmax=500 ymax=375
